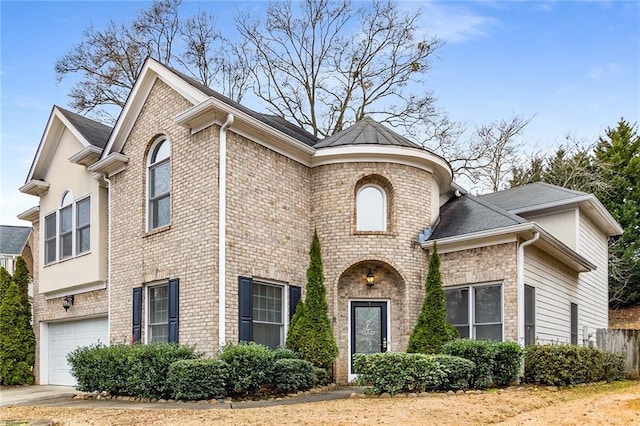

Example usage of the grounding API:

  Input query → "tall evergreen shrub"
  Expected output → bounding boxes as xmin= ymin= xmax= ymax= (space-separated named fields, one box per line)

xmin=13 ymin=257 xmax=31 ymax=316
xmin=0 ymin=267 xmax=11 ymax=303
xmin=286 ymin=229 xmax=338 ymax=370
xmin=407 ymin=242 xmax=450 ymax=354
xmin=0 ymin=281 xmax=35 ymax=385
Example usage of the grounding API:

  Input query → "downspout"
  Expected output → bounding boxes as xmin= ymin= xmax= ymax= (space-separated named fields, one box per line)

xmin=103 ymin=175 xmax=112 ymax=344
xmin=218 ymin=113 xmax=234 ymax=348
xmin=517 ymin=230 xmax=539 ymax=347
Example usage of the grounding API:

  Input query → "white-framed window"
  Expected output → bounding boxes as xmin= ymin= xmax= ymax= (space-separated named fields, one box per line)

xmin=76 ymin=197 xmax=91 ymax=254
xmin=252 ymin=281 xmax=284 ymax=349
xmin=43 ymin=191 xmax=92 ymax=265
xmin=356 ymin=184 xmax=387 ymax=231
xmin=147 ymin=137 xmax=171 ymax=230
xmin=44 ymin=212 xmax=57 ymax=265
xmin=445 ymin=283 xmax=503 ymax=341
xmin=147 ymin=283 xmax=169 ymax=343
xmin=59 ymin=191 xmax=73 ymax=260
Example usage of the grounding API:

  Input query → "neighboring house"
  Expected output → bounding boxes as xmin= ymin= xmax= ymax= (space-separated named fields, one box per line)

xmin=0 ymin=225 xmax=33 ymax=277
xmin=18 ymin=58 xmax=622 ymax=386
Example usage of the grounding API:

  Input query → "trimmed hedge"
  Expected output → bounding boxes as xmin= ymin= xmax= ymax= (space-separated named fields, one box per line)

xmin=431 ymin=354 xmax=474 ymax=391
xmin=272 ymin=358 xmax=315 ymax=394
xmin=219 ymin=342 xmax=275 ymax=396
xmin=272 ymin=347 xmax=299 ymax=360
xmin=443 ymin=339 xmax=497 ymax=389
xmin=67 ymin=343 xmax=199 ymax=398
xmin=313 ymin=367 xmax=330 ymax=386
xmin=354 ymin=352 xmax=445 ymax=395
xmin=493 ymin=342 xmax=525 ymax=386
xmin=167 ymin=359 xmax=229 ymax=400
xmin=524 ymin=345 xmax=626 ymax=386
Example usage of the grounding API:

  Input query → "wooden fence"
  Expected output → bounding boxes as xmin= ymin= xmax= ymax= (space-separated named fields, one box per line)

xmin=596 ymin=328 xmax=640 ymax=378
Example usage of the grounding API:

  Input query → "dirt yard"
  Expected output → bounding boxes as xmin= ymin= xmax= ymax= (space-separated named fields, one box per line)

xmin=2 ymin=381 xmax=639 ymax=425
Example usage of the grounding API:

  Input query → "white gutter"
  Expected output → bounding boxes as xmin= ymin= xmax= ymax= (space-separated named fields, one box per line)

xmin=101 ymin=174 xmax=113 ymax=344
xmin=218 ymin=113 xmax=234 ymax=348
xmin=517 ymin=231 xmax=539 ymax=347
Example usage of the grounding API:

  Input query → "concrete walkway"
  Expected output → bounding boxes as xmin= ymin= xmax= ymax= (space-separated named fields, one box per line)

xmin=0 ymin=385 xmax=360 ymax=410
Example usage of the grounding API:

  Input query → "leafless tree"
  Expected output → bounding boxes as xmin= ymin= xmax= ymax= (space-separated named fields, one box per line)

xmin=237 ymin=0 xmax=443 ymax=137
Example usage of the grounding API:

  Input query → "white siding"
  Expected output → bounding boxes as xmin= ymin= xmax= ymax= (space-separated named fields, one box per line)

xmin=524 ymin=246 xmax=579 ymax=344
xmin=522 ymin=209 xmax=577 ymax=250
xmin=577 ymin=213 xmax=609 ymax=334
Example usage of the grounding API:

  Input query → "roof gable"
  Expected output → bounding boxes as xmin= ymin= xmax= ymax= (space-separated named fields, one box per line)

xmin=0 ymin=225 xmax=31 ymax=255
xmin=25 ymin=106 xmax=112 ymax=183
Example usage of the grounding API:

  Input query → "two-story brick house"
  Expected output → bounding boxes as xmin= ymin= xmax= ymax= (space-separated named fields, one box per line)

xmin=19 ymin=58 xmax=621 ymax=385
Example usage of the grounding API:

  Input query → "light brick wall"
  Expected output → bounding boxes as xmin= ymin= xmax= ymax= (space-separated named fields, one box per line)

xmin=225 ymin=131 xmax=311 ymax=342
xmin=439 ymin=243 xmax=519 ymax=342
xmin=311 ymin=162 xmax=433 ymax=383
xmin=109 ymin=80 xmax=219 ymax=355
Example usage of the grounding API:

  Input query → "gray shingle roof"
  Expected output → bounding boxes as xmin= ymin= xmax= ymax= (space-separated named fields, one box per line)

xmin=166 ymin=66 xmax=319 ymax=147
xmin=430 ymin=195 xmax=528 ymax=240
xmin=57 ymin=107 xmax=112 ymax=149
xmin=0 ymin=225 xmax=31 ymax=255
xmin=313 ymin=117 xmax=423 ymax=149
xmin=477 ymin=182 xmax=588 ymax=212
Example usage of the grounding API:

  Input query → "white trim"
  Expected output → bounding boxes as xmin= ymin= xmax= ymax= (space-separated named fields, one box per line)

xmin=68 ymin=145 xmax=102 ymax=167
xmin=88 ymin=153 xmax=129 ymax=177
xmin=17 ymin=206 xmax=40 ymax=222
xmin=146 ymin=136 xmax=171 ymax=232
xmin=39 ymin=322 xmax=48 ymax=384
xmin=445 ymin=282 xmax=504 ymax=341
xmin=356 ymin=184 xmax=387 ymax=232
xmin=43 ymin=281 xmax=107 ymax=300
xmin=101 ymin=58 xmax=208 ymax=159
xmin=218 ymin=114 xmax=233 ymax=348
xmin=347 ymin=299 xmax=391 ymax=382
xmin=145 ymin=281 xmax=170 ymax=344
xmin=19 ymin=179 xmax=50 ymax=197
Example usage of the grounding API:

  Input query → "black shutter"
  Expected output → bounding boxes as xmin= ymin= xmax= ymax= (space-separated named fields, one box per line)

xmin=289 ymin=285 xmax=301 ymax=321
xmin=238 ymin=276 xmax=253 ymax=342
xmin=168 ymin=278 xmax=179 ymax=343
xmin=132 ymin=287 xmax=142 ymax=342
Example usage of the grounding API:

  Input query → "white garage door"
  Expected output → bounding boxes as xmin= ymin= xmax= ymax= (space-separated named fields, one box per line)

xmin=47 ymin=317 xmax=108 ymax=386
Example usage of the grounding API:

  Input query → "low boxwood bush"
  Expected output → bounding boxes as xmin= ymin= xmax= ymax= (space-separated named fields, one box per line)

xmin=167 ymin=359 xmax=229 ymax=401
xmin=354 ymin=352 xmax=445 ymax=395
xmin=124 ymin=343 xmax=199 ymax=399
xmin=493 ymin=342 xmax=524 ymax=386
xmin=219 ymin=342 xmax=275 ymax=396
xmin=272 ymin=347 xmax=299 ymax=360
xmin=443 ymin=339 xmax=497 ymax=389
xmin=431 ymin=354 xmax=474 ymax=391
xmin=68 ymin=342 xmax=199 ymax=398
xmin=313 ymin=367 xmax=330 ymax=386
xmin=524 ymin=345 xmax=626 ymax=386
xmin=271 ymin=358 xmax=315 ymax=394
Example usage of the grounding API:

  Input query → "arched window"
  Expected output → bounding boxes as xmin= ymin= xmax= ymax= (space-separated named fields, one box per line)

xmin=59 ymin=190 xmax=73 ymax=259
xmin=357 ymin=185 xmax=387 ymax=231
xmin=148 ymin=137 xmax=171 ymax=230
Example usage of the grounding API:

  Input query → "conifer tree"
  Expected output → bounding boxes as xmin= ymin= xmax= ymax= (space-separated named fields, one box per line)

xmin=408 ymin=242 xmax=450 ymax=354
xmin=12 ymin=257 xmax=31 ymax=317
xmin=0 ymin=280 xmax=35 ymax=385
xmin=0 ymin=267 xmax=11 ymax=303
xmin=286 ymin=229 xmax=338 ymax=370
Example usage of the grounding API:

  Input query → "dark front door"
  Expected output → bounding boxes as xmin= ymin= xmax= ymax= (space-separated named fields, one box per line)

xmin=350 ymin=301 xmax=388 ymax=373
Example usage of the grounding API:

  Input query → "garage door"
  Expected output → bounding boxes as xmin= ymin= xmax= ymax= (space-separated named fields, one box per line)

xmin=47 ymin=317 xmax=108 ymax=386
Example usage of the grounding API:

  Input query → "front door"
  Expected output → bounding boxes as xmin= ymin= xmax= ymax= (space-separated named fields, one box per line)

xmin=350 ymin=301 xmax=388 ymax=374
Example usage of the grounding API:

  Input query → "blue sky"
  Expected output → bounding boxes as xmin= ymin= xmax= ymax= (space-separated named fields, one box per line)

xmin=1 ymin=0 xmax=639 ymax=225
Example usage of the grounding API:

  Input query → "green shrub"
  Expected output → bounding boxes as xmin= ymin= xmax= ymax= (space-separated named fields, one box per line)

xmin=219 ymin=342 xmax=275 ymax=396
xmin=431 ymin=354 xmax=474 ymax=391
xmin=443 ymin=339 xmax=496 ymax=389
xmin=271 ymin=358 xmax=315 ymax=394
xmin=272 ymin=347 xmax=299 ymax=360
xmin=68 ymin=344 xmax=130 ymax=394
xmin=354 ymin=352 xmax=445 ymax=395
xmin=168 ymin=359 xmax=229 ymax=401
xmin=524 ymin=344 xmax=626 ymax=386
xmin=125 ymin=343 xmax=199 ymax=399
xmin=313 ymin=367 xmax=330 ymax=386
xmin=493 ymin=341 xmax=524 ymax=386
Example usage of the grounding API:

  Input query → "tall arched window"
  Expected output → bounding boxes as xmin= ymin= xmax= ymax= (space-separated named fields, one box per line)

xmin=357 ymin=185 xmax=387 ymax=231
xmin=148 ymin=137 xmax=171 ymax=230
xmin=59 ymin=190 xmax=73 ymax=259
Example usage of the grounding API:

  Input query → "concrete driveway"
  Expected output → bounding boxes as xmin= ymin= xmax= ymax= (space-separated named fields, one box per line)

xmin=0 ymin=385 xmax=76 ymax=407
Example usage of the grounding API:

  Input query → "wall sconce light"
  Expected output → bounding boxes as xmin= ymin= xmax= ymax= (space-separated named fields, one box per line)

xmin=366 ymin=268 xmax=375 ymax=288
xmin=62 ymin=295 xmax=74 ymax=311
